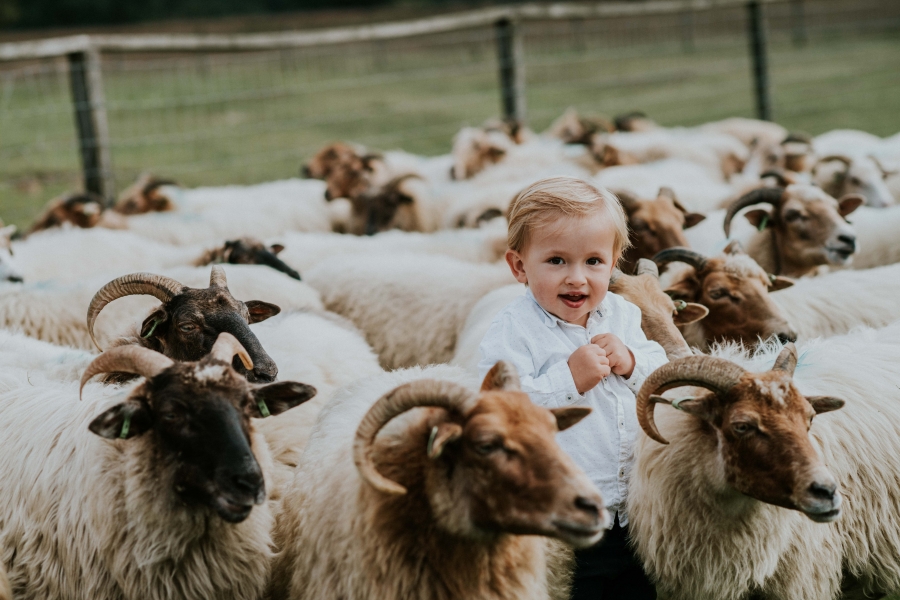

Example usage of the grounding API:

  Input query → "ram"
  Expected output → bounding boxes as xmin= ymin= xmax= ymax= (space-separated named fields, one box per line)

xmin=628 ymin=323 xmax=900 ymax=600
xmin=268 ymin=361 xmax=606 ymax=600
xmin=305 ymin=254 xmax=516 ymax=369
xmin=654 ymin=246 xmax=796 ymax=350
xmin=452 ymin=260 xmax=708 ymax=370
xmin=0 ymin=333 xmax=316 ymax=600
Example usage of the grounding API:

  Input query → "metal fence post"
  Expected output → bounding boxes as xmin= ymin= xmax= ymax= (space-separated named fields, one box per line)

xmin=494 ymin=17 xmax=526 ymax=122
xmin=790 ymin=0 xmax=808 ymax=47
xmin=67 ymin=47 xmax=115 ymax=202
xmin=746 ymin=1 xmax=772 ymax=121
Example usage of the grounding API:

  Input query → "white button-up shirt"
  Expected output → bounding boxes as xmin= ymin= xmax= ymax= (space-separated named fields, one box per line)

xmin=477 ymin=289 xmax=668 ymax=527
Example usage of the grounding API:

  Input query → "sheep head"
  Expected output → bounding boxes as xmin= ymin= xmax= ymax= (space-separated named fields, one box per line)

xmin=86 ymin=265 xmax=281 ymax=382
xmin=613 ymin=111 xmax=658 ymax=132
xmin=547 ymin=108 xmax=613 ymax=145
xmin=29 ymin=192 xmax=106 ymax=233
xmin=450 ymin=126 xmax=513 ymax=179
xmin=347 ymin=174 xmax=422 ymax=236
xmin=81 ymin=332 xmax=316 ymax=523
xmin=617 ymin=187 xmax=705 ymax=273
xmin=609 ymin=259 xmax=707 ymax=360
xmin=636 ymin=344 xmax=844 ymax=523
xmin=723 ymin=185 xmax=862 ymax=277
xmin=655 ymin=246 xmax=796 ymax=350
xmin=812 ymin=155 xmax=896 ymax=208
xmin=353 ymin=361 xmax=608 ymax=548
xmin=198 ymin=237 xmax=301 ymax=280
xmin=112 ymin=173 xmax=177 ymax=215
xmin=0 ymin=223 xmax=23 ymax=283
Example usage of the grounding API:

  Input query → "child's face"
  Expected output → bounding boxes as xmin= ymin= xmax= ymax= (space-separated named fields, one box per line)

xmin=506 ymin=212 xmax=618 ymax=327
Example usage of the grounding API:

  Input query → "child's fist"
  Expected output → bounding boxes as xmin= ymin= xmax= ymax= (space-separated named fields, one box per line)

xmin=568 ymin=344 xmax=611 ymax=395
xmin=590 ymin=333 xmax=636 ymax=378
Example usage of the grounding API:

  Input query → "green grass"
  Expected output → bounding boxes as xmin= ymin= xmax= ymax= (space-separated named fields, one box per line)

xmin=1 ymin=24 xmax=899 ymax=230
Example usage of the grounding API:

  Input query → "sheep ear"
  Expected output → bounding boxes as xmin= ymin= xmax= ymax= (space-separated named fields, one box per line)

xmin=744 ymin=209 xmax=772 ymax=230
xmin=89 ymin=400 xmax=151 ymax=440
xmin=245 ymin=300 xmax=281 ymax=324
xmin=550 ymin=406 xmax=592 ymax=431
xmin=481 ymin=361 xmax=521 ymax=392
xmin=140 ymin=308 xmax=168 ymax=339
xmin=682 ymin=213 xmax=706 ymax=229
xmin=838 ymin=194 xmax=864 ymax=217
xmin=723 ymin=239 xmax=744 ymax=255
xmin=673 ymin=302 xmax=708 ymax=325
xmin=251 ymin=381 xmax=317 ymax=418
xmin=270 ymin=244 xmax=285 ymax=255
xmin=807 ymin=396 xmax=845 ymax=415
xmin=427 ymin=423 xmax=463 ymax=459
xmin=654 ymin=393 xmax=717 ymax=421
xmin=768 ymin=275 xmax=795 ymax=291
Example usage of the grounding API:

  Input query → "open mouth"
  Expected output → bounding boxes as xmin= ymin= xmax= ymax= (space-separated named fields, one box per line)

xmin=552 ymin=519 xmax=605 ymax=546
xmin=826 ymin=246 xmax=854 ymax=261
xmin=559 ymin=293 xmax=588 ymax=309
xmin=214 ymin=495 xmax=255 ymax=523
xmin=804 ymin=506 xmax=841 ymax=523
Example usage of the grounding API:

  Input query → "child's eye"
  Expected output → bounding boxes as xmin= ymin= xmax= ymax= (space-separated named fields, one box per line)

xmin=548 ymin=257 xmax=564 ymax=265
xmin=586 ymin=257 xmax=602 ymax=265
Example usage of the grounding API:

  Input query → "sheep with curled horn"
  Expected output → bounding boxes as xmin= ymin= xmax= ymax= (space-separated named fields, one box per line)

xmin=269 ymin=361 xmax=606 ymax=600
xmin=654 ymin=245 xmax=796 ymax=351
xmin=87 ymin=265 xmax=281 ymax=382
xmin=812 ymin=154 xmax=896 ymax=208
xmin=624 ymin=321 xmax=900 ymax=600
xmin=0 ymin=332 xmax=317 ymax=600
xmin=721 ymin=184 xmax=863 ymax=277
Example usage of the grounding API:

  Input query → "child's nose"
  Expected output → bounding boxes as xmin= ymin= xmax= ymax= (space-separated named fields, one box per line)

xmin=565 ymin=265 xmax=587 ymax=284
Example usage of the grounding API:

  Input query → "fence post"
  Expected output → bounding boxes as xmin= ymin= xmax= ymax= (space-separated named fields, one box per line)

xmin=790 ymin=0 xmax=808 ymax=47
xmin=680 ymin=10 xmax=695 ymax=53
xmin=494 ymin=17 xmax=526 ymax=122
xmin=67 ymin=47 xmax=115 ymax=202
xmin=746 ymin=1 xmax=772 ymax=121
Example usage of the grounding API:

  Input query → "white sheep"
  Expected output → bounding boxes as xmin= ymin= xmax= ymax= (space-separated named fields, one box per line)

xmin=698 ymin=117 xmax=788 ymax=150
xmin=0 ymin=264 xmax=322 ymax=350
xmin=0 ymin=329 xmax=95 ymax=383
xmin=844 ymin=204 xmax=900 ymax=269
xmin=628 ymin=323 xmax=900 ymax=599
xmin=268 ymin=361 xmax=607 ymax=600
xmin=0 ymin=333 xmax=317 ymax=600
xmin=304 ymin=254 xmax=516 ymax=369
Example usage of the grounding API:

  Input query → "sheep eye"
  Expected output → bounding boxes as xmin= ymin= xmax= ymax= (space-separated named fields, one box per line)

xmin=178 ymin=323 xmax=197 ymax=333
xmin=160 ymin=412 xmax=179 ymax=423
xmin=474 ymin=441 xmax=502 ymax=456
xmin=708 ymin=288 xmax=727 ymax=300
xmin=849 ymin=177 xmax=862 ymax=186
xmin=784 ymin=210 xmax=803 ymax=223
xmin=732 ymin=422 xmax=753 ymax=435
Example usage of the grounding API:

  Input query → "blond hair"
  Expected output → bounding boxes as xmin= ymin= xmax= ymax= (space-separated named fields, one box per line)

xmin=507 ymin=177 xmax=631 ymax=258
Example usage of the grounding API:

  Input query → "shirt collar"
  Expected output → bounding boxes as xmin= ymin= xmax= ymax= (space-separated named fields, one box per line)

xmin=525 ymin=288 xmax=609 ymax=328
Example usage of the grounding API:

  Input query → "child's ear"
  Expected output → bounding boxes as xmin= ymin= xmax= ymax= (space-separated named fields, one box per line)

xmin=505 ymin=249 xmax=529 ymax=284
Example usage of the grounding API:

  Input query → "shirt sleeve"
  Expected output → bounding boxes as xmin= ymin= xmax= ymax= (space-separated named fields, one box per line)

xmin=618 ymin=300 xmax=670 ymax=393
xmin=477 ymin=312 xmax=584 ymax=407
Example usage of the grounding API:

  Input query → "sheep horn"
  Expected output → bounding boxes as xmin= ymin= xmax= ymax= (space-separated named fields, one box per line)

xmin=771 ymin=342 xmax=798 ymax=376
xmin=353 ymin=379 xmax=478 ymax=495
xmin=817 ymin=155 xmax=852 ymax=168
xmin=634 ymin=258 xmax=659 ymax=278
xmin=652 ymin=247 xmax=708 ymax=274
xmin=723 ymin=187 xmax=785 ymax=237
xmin=209 ymin=265 xmax=228 ymax=288
xmin=782 ymin=131 xmax=812 ymax=145
xmin=636 ymin=356 xmax=747 ymax=444
xmin=86 ymin=273 xmax=186 ymax=352
xmin=80 ymin=346 xmax=174 ymax=400
xmin=657 ymin=187 xmax=677 ymax=201
xmin=207 ymin=332 xmax=253 ymax=370
xmin=760 ymin=169 xmax=793 ymax=187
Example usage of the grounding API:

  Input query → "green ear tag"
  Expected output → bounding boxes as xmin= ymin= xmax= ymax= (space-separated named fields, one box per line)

xmin=257 ymin=399 xmax=271 ymax=418
xmin=670 ymin=397 xmax=694 ymax=411
xmin=120 ymin=413 xmax=132 ymax=439
xmin=427 ymin=425 xmax=439 ymax=458
xmin=674 ymin=300 xmax=687 ymax=312
xmin=757 ymin=214 xmax=770 ymax=232
xmin=142 ymin=319 xmax=161 ymax=339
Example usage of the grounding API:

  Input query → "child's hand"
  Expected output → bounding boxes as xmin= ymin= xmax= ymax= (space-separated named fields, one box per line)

xmin=568 ymin=345 xmax=611 ymax=395
xmin=591 ymin=333 xmax=636 ymax=379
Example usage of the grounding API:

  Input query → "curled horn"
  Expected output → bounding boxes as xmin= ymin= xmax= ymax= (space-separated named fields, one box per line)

xmin=209 ymin=264 xmax=228 ymax=288
xmin=80 ymin=346 xmax=174 ymax=400
xmin=208 ymin=332 xmax=253 ymax=370
xmin=782 ymin=131 xmax=812 ymax=145
xmin=760 ymin=169 xmax=794 ymax=187
xmin=723 ymin=187 xmax=785 ymax=237
xmin=652 ymin=247 xmax=708 ymax=274
xmin=771 ymin=342 xmax=798 ymax=376
xmin=634 ymin=258 xmax=659 ymax=278
xmin=636 ymin=356 xmax=747 ymax=444
xmin=86 ymin=273 xmax=186 ymax=351
xmin=353 ymin=379 xmax=477 ymax=495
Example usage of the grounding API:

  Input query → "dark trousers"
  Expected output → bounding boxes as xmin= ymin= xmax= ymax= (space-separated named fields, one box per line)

xmin=570 ymin=515 xmax=656 ymax=600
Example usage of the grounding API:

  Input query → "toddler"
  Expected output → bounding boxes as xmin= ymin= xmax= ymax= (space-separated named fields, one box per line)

xmin=478 ymin=177 xmax=667 ymax=599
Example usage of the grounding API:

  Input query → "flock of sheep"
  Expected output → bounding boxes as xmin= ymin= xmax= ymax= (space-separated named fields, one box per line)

xmin=2 ymin=107 xmax=900 ymax=600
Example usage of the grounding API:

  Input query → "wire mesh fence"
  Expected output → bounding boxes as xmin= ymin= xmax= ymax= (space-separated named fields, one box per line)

xmin=1 ymin=0 xmax=899 ymax=229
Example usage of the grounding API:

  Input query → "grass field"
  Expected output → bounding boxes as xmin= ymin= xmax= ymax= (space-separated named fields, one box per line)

xmin=1 ymin=8 xmax=899 ymax=230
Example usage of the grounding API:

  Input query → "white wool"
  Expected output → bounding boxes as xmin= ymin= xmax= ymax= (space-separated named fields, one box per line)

xmin=0 ymin=370 xmax=277 ymax=600
xmin=305 ymin=254 xmax=516 ymax=369
xmin=846 ymin=205 xmax=900 ymax=269
xmin=628 ymin=322 xmax=900 ymax=599
xmin=0 ymin=264 xmax=322 ymax=350
xmin=699 ymin=117 xmax=787 ymax=150
xmin=0 ymin=330 xmax=95 ymax=383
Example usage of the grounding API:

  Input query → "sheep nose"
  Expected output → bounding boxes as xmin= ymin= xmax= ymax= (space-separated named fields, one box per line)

xmin=300 ymin=164 xmax=311 ymax=178
xmin=323 ymin=188 xmax=333 ymax=201
xmin=574 ymin=495 xmax=601 ymax=519
xmin=232 ymin=469 xmax=265 ymax=499
xmin=837 ymin=234 xmax=856 ymax=251
xmin=777 ymin=331 xmax=797 ymax=344
xmin=808 ymin=481 xmax=836 ymax=503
